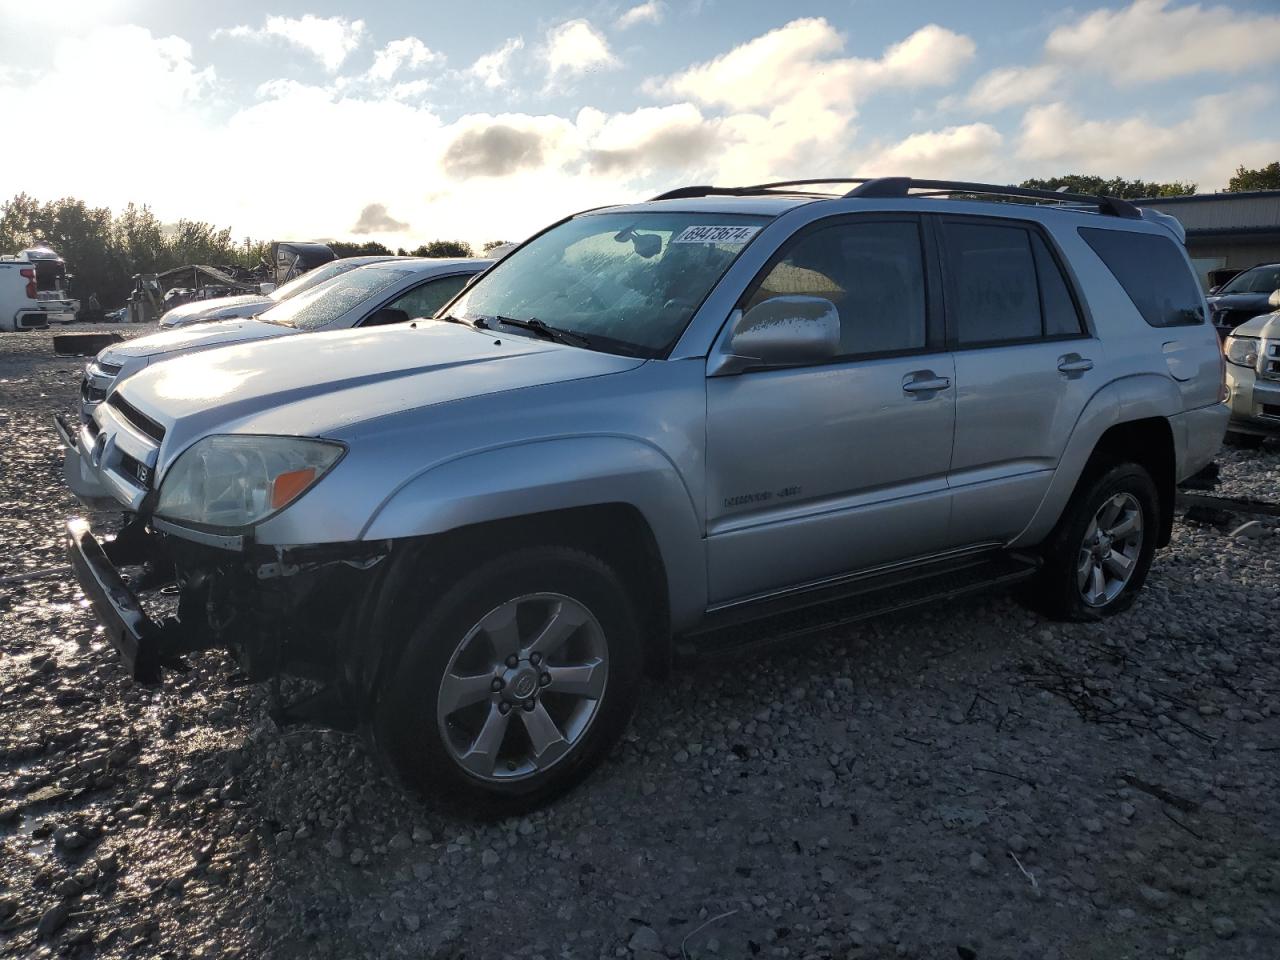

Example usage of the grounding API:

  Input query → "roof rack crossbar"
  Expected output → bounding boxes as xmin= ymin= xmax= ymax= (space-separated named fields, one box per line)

xmin=844 ymin=178 xmax=1142 ymax=218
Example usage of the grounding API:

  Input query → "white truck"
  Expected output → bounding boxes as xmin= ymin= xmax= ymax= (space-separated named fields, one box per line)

xmin=0 ymin=258 xmax=48 ymax=331
xmin=0 ymin=245 xmax=79 ymax=328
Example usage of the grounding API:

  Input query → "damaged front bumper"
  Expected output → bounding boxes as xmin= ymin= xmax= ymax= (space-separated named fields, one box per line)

xmin=66 ymin=519 xmax=172 ymax=682
xmin=65 ymin=518 xmax=393 ymax=720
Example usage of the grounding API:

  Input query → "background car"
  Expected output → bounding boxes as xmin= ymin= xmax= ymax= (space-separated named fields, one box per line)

xmin=1206 ymin=262 xmax=1280 ymax=338
xmin=60 ymin=256 xmax=490 ymax=506
xmin=1223 ymin=310 xmax=1280 ymax=446
xmin=159 ymin=255 xmax=400 ymax=329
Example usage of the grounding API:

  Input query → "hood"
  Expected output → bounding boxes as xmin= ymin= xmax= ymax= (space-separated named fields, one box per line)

xmin=100 ymin=318 xmax=293 ymax=363
xmin=160 ymin=294 xmax=271 ymax=327
xmin=117 ymin=321 xmax=644 ymax=451
xmin=1228 ymin=310 xmax=1280 ymax=339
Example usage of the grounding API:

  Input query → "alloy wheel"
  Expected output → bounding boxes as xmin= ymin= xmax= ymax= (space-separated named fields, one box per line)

xmin=1076 ymin=492 xmax=1143 ymax=607
xmin=435 ymin=593 xmax=608 ymax=782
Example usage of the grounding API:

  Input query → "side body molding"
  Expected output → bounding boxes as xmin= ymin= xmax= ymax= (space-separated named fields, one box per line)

xmin=1009 ymin=374 xmax=1182 ymax=548
xmin=360 ymin=435 xmax=708 ymax=630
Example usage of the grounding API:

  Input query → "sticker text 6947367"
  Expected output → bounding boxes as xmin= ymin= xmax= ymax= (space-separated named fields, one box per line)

xmin=671 ymin=225 xmax=761 ymax=245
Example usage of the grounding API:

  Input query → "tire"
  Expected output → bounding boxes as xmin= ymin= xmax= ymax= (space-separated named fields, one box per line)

xmin=1029 ymin=462 xmax=1159 ymax=622
xmin=1225 ymin=431 xmax=1265 ymax=449
xmin=374 ymin=546 xmax=643 ymax=816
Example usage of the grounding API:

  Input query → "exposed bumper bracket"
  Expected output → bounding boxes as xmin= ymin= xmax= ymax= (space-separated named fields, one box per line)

xmin=65 ymin=519 xmax=181 ymax=683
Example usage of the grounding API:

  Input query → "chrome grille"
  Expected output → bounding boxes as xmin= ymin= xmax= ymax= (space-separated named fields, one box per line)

xmin=106 ymin=393 xmax=166 ymax=444
xmin=1264 ymin=342 xmax=1280 ymax=382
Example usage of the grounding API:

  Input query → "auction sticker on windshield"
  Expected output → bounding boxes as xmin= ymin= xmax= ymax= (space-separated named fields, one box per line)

xmin=671 ymin=225 xmax=761 ymax=244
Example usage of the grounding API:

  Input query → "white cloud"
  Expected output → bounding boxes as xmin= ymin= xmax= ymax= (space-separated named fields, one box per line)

xmin=217 ymin=15 xmax=366 ymax=72
xmin=617 ymin=2 xmax=666 ymax=29
xmin=648 ymin=18 xmax=974 ymax=112
xmin=467 ymin=37 xmax=524 ymax=89
xmin=963 ymin=65 xmax=1061 ymax=112
xmin=367 ymin=37 xmax=442 ymax=83
xmin=860 ymin=123 xmax=1005 ymax=178
xmin=1045 ymin=0 xmax=1280 ymax=84
xmin=1015 ymin=87 xmax=1280 ymax=187
xmin=544 ymin=19 xmax=619 ymax=83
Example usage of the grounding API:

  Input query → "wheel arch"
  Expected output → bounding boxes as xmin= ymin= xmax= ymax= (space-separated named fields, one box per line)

xmin=1013 ymin=375 xmax=1181 ymax=549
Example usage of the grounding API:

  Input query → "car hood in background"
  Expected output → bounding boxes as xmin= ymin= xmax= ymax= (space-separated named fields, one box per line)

xmin=99 ymin=319 xmax=294 ymax=363
xmin=1228 ymin=310 xmax=1280 ymax=340
xmin=115 ymin=321 xmax=645 ymax=450
xmin=160 ymin=294 xmax=272 ymax=328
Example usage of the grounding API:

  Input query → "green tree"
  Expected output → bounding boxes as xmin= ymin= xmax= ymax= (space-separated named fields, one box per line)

xmin=1226 ymin=162 xmax=1280 ymax=192
xmin=1020 ymin=175 xmax=1196 ymax=199
xmin=330 ymin=240 xmax=394 ymax=258
xmin=411 ymin=239 xmax=474 ymax=258
xmin=482 ymin=239 xmax=513 ymax=252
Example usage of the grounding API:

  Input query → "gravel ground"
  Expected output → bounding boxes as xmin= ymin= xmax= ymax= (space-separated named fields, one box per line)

xmin=2 ymin=326 xmax=1279 ymax=960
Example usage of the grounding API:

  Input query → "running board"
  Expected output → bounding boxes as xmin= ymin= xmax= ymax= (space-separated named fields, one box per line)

xmin=677 ymin=552 xmax=1040 ymax=659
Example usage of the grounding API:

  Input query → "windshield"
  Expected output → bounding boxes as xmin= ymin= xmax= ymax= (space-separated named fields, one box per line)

xmin=1220 ymin=265 xmax=1280 ymax=295
xmin=268 ymin=257 xmax=392 ymax=302
xmin=449 ymin=212 xmax=772 ymax=357
xmin=258 ymin=266 xmax=413 ymax=330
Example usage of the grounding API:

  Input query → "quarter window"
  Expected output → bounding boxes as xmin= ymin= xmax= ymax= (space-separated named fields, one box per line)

xmin=746 ymin=220 xmax=928 ymax=358
xmin=1079 ymin=227 xmax=1205 ymax=327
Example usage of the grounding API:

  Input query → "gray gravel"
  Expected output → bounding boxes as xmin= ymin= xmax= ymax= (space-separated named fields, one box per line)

xmin=3 ymin=326 xmax=1279 ymax=959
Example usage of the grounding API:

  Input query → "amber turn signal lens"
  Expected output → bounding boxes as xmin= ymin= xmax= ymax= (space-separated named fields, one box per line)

xmin=270 ymin=467 xmax=318 ymax=510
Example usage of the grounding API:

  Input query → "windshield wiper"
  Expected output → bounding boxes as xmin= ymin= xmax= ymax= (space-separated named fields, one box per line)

xmin=491 ymin=315 xmax=590 ymax=347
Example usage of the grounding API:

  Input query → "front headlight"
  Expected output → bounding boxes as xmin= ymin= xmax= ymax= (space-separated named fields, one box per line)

xmin=155 ymin=435 xmax=345 ymax=530
xmin=1224 ymin=335 xmax=1259 ymax=368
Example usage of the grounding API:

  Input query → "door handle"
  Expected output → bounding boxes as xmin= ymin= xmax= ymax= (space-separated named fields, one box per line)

xmin=1057 ymin=356 xmax=1094 ymax=374
xmin=902 ymin=374 xmax=951 ymax=394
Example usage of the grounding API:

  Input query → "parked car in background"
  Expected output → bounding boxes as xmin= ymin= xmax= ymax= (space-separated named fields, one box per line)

xmin=64 ymin=177 xmax=1226 ymax=813
xmin=59 ymin=257 xmax=489 ymax=505
xmin=1223 ymin=309 xmax=1280 ymax=446
xmin=0 ymin=258 xmax=47 ymax=331
xmin=1 ymin=245 xmax=79 ymax=325
xmin=1206 ymin=262 xmax=1280 ymax=338
xmin=160 ymin=255 xmax=400 ymax=329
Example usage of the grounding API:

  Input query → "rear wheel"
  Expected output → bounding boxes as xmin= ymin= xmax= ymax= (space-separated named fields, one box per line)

xmin=1030 ymin=463 xmax=1159 ymax=621
xmin=374 ymin=547 xmax=642 ymax=815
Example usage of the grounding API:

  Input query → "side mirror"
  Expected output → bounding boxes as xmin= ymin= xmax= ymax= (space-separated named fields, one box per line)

xmin=362 ymin=307 xmax=411 ymax=327
xmin=1208 ymin=284 xmax=1220 ymax=295
xmin=708 ymin=295 xmax=840 ymax=377
xmin=1269 ymin=289 xmax=1280 ymax=310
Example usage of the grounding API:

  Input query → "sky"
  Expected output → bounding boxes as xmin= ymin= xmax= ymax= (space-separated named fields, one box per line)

xmin=2 ymin=0 xmax=1278 ymax=251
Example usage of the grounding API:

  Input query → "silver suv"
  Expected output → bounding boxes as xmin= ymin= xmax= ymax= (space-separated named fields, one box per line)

xmin=65 ymin=178 xmax=1227 ymax=813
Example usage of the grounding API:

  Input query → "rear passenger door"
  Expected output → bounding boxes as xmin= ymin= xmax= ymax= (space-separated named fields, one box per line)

xmin=938 ymin=217 xmax=1100 ymax=546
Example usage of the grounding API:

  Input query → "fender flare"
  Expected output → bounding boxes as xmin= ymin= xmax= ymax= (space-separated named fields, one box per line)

xmin=360 ymin=434 xmax=708 ymax=629
xmin=1011 ymin=374 xmax=1181 ymax=548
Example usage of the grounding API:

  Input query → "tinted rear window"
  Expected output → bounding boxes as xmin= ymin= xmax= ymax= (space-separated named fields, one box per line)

xmin=1079 ymin=227 xmax=1204 ymax=327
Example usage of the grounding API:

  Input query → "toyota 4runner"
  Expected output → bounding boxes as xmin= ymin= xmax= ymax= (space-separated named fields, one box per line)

xmin=65 ymin=177 xmax=1228 ymax=813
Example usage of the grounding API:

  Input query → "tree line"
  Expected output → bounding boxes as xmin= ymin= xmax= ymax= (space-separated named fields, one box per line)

xmin=0 ymin=194 xmax=481 ymax=308
xmin=2 ymin=163 xmax=1275 ymax=307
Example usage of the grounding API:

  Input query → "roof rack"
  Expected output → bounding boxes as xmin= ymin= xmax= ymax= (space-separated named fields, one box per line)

xmin=649 ymin=177 xmax=1142 ymax=219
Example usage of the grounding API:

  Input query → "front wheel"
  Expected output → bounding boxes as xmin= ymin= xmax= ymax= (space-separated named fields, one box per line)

xmin=374 ymin=547 xmax=643 ymax=815
xmin=1030 ymin=463 xmax=1159 ymax=621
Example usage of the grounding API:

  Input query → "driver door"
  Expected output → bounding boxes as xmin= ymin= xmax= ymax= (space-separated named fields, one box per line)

xmin=703 ymin=216 xmax=955 ymax=605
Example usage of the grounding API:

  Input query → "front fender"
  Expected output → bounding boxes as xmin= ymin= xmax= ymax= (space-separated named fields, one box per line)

xmin=360 ymin=435 xmax=708 ymax=630
xmin=1010 ymin=374 xmax=1182 ymax=548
